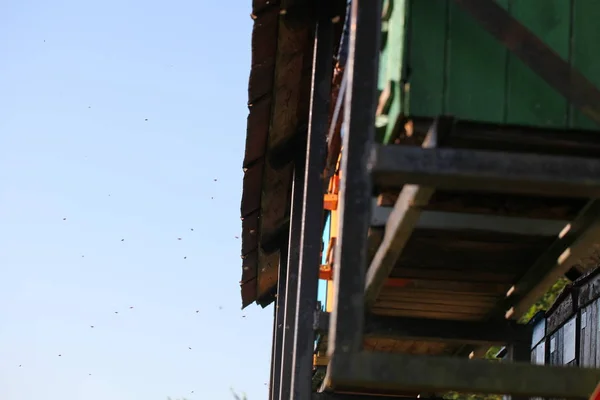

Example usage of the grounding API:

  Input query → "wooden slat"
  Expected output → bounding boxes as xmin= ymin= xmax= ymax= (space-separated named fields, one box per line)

xmin=371 ymin=145 xmax=600 ymax=198
xmin=406 ymin=0 xmax=446 ymax=119
xmin=364 ymin=118 xmax=452 ymax=307
xmin=445 ymin=0 xmax=508 ymax=122
xmin=328 ymin=351 xmax=600 ymax=399
xmin=372 ymin=205 xmax=569 ymax=236
xmin=570 ymin=2 xmax=600 ymax=129
xmin=505 ymin=0 xmax=570 ymax=128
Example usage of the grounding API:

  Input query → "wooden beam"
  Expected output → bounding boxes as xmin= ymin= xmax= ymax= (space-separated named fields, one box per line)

xmin=313 ymin=393 xmax=424 ymax=400
xmin=327 ymin=351 xmax=600 ymax=399
xmin=370 ymin=145 xmax=600 ymax=198
xmin=364 ymin=118 xmax=454 ymax=308
xmin=371 ymin=205 xmax=568 ymax=236
xmin=451 ymin=0 xmax=600 ymax=127
xmin=315 ymin=311 xmax=530 ymax=346
xmin=500 ymin=200 xmax=600 ymax=320
xmin=313 ymin=394 xmax=426 ymax=400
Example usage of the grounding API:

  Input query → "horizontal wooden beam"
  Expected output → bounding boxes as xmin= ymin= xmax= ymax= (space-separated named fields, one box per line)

xmin=313 ymin=393 xmax=424 ymax=400
xmin=370 ymin=145 xmax=600 ymax=198
xmin=326 ymin=351 xmax=600 ymax=399
xmin=315 ymin=311 xmax=530 ymax=346
xmin=371 ymin=204 xmax=568 ymax=236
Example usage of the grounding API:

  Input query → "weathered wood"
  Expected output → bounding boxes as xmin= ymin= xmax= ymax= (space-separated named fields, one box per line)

xmin=395 ymin=229 xmax=553 ymax=276
xmin=279 ymin=161 xmax=305 ymax=400
xmin=427 ymin=190 xmax=587 ymax=221
xmin=291 ymin=5 xmax=333 ymax=398
xmin=502 ymin=202 xmax=600 ymax=320
xmin=547 ymin=287 xmax=578 ymax=335
xmin=315 ymin=311 xmax=529 ymax=346
xmin=580 ymin=301 xmax=600 ymax=368
xmin=328 ymin=0 xmax=382 ymax=358
xmin=313 ymin=394 xmax=424 ymax=400
xmin=365 ymin=185 xmax=433 ymax=307
xmin=326 ymin=351 xmax=600 ymax=399
xmin=371 ymin=145 xmax=600 ymax=198
xmin=371 ymin=206 xmax=568 ymax=236
xmin=578 ymin=269 xmax=600 ymax=308
xmin=365 ymin=118 xmax=453 ymax=308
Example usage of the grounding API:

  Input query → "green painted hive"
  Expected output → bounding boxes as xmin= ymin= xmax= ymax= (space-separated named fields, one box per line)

xmin=377 ymin=0 xmax=600 ymax=144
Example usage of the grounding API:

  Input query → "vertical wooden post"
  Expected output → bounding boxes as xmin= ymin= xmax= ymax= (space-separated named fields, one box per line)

xmin=279 ymin=158 xmax=306 ymax=399
xmin=327 ymin=0 xmax=382 ymax=377
xmin=290 ymin=1 xmax=334 ymax=399
xmin=270 ymin=246 xmax=288 ymax=400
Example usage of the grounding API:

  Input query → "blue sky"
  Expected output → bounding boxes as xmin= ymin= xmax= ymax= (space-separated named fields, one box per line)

xmin=0 ymin=1 xmax=273 ymax=399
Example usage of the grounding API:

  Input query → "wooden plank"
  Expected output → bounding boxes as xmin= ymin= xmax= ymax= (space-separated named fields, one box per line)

xmin=427 ymin=190 xmax=587 ymax=221
xmin=328 ymin=0 xmax=382 ymax=358
xmin=370 ymin=308 xmax=485 ymax=321
xmin=383 ymin=275 xmax=511 ymax=293
xmin=398 ymin=117 xmax=600 ymax=158
xmin=596 ymin=300 xmax=600 ymax=368
xmin=505 ymin=0 xmax=570 ymax=128
xmin=364 ymin=120 xmax=447 ymax=307
xmin=570 ymin=2 xmax=600 ymax=129
xmin=381 ymin=0 xmax=409 ymax=144
xmin=451 ymin=0 xmax=600 ymax=127
xmin=371 ymin=206 xmax=569 ymax=236
xmin=373 ymin=299 xmax=490 ymax=315
xmin=313 ymin=393 xmax=425 ymax=400
xmin=327 ymin=351 xmax=600 ymax=399
xmin=370 ymin=145 xmax=600 ymax=198
xmin=406 ymin=0 xmax=447 ymax=118
xmin=445 ymin=0 xmax=508 ymax=122
xmin=364 ymin=185 xmax=433 ymax=307
xmin=549 ymin=329 xmax=562 ymax=366
xmin=315 ymin=311 xmax=530 ymax=346
xmin=581 ymin=305 xmax=593 ymax=367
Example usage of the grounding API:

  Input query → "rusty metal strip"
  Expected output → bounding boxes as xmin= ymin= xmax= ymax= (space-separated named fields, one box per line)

xmin=452 ymin=0 xmax=600 ymax=127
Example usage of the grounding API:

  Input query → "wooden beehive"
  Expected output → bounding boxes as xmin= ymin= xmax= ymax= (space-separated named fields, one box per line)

xmin=377 ymin=0 xmax=600 ymax=145
xmin=576 ymin=269 xmax=600 ymax=367
xmin=546 ymin=284 xmax=578 ymax=367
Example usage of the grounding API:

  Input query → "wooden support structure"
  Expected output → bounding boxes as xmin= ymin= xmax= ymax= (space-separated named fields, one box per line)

xmin=364 ymin=118 xmax=450 ymax=308
xmin=260 ymin=0 xmax=600 ymax=398
xmin=313 ymin=394 xmax=432 ymax=400
xmin=371 ymin=207 xmax=570 ymax=236
xmin=370 ymin=145 xmax=600 ymax=198
xmin=500 ymin=201 xmax=600 ymax=320
xmin=316 ymin=311 xmax=530 ymax=346
xmin=328 ymin=351 xmax=600 ymax=400
xmin=313 ymin=394 xmax=430 ymax=400
xmin=290 ymin=3 xmax=333 ymax=399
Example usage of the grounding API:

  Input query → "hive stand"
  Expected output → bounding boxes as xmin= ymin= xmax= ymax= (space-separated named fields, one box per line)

xmin=269 ymin=1 xmax=600 ymax=399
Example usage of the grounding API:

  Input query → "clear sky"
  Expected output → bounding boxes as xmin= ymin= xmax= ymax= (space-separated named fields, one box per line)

xmin=0 ymin=1 xmax=273 ymax=399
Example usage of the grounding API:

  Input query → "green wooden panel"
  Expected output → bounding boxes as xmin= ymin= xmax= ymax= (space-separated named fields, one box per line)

xmin=382 ymin=0 xmax=409 ymax=144
xmin=505 ymin=0 xmax=570 ymax=128
xmin=406 ymin=0 xmax=447 ymax=118
xmin=444 ymin=0 xmax=509 ymax=123
xmin=570 ymin=0 xmax=600 ymax=130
